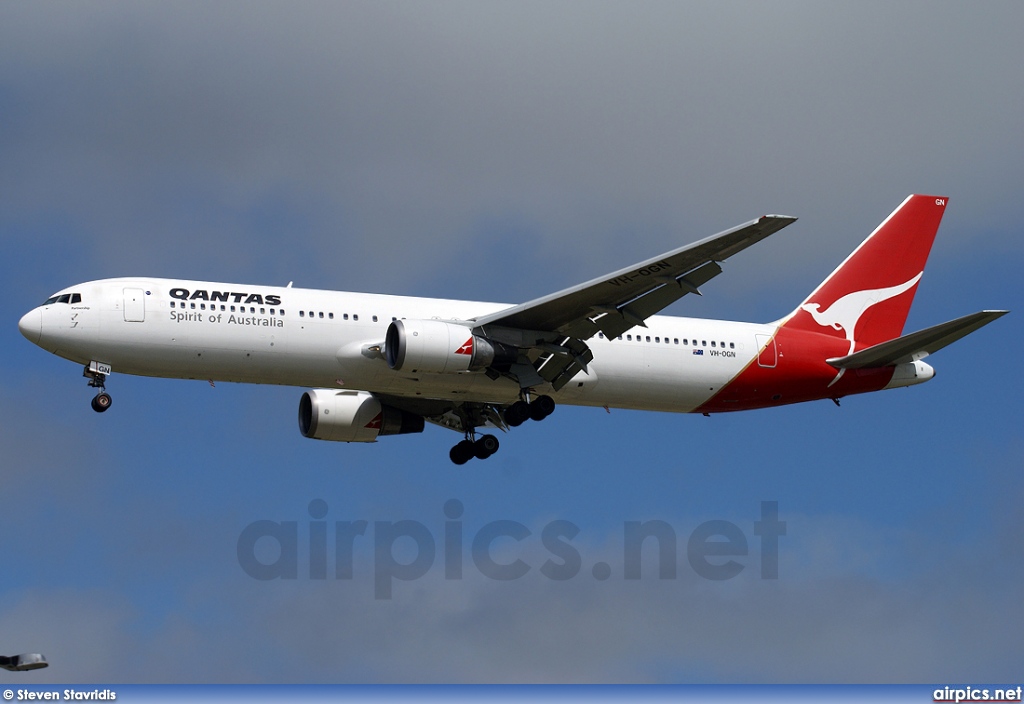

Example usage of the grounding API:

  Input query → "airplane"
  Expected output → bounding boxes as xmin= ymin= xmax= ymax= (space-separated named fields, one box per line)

xmin=18 ymin=195 xmax=1007 ymax=464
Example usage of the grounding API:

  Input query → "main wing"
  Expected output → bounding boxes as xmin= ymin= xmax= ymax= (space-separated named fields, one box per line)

xmin=470 ymin=214 xmax=797 ymax=390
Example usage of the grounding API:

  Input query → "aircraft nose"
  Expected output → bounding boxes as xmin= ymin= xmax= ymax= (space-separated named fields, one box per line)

xmin=19 ymin=308 xmax=42 ymax=344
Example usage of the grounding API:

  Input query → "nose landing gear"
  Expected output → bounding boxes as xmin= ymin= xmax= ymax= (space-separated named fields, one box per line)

xmin=83 ymin=361 xmax=112 ymax=413
xmin=91 ymin=392 xmax=112 ymax=412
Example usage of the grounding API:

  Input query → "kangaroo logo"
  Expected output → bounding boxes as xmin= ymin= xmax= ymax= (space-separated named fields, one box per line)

xmin=455 ymin=338 xmax=474 ymax=355
xmin=800 ymin=271 xmax=922 ymax=386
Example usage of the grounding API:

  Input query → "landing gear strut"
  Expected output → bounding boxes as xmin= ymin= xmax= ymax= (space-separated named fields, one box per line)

xmin=83 ymin=362 xmax=112 ymax=413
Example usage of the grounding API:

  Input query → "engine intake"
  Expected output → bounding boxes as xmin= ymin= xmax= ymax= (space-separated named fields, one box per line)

xmin=298 ymin=389 xmax=424 ymax=442
xmin=385 ymin=319 xmax=516 ymax=373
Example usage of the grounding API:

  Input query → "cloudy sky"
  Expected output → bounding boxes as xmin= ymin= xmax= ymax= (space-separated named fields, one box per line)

xmin=1 ymin=1 xmax=1022 ymax=684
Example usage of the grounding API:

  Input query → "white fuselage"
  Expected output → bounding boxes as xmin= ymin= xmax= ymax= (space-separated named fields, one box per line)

xmin=22 ymin=277 xmax=775 ymax=414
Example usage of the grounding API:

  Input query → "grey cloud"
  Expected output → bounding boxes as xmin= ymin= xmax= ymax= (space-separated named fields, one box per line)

xmin=2 ymin=1 xmax=1022 ymax=684
xmin=2 ymin=2 xmax=1022 ymax=299
xmin=5 ymin=496 xmax=1021 ymax=683
xmin=196 ymin=499 xmax=1024 ymax=682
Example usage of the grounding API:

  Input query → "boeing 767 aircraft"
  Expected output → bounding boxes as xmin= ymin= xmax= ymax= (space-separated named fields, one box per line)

xmin=19 ymin=195 xmax=1007 ymax=464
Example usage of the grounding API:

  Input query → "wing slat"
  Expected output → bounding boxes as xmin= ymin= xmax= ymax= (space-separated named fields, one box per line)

xmin=473 ymin=214 xmax=796 ymax=334
xmin=468 ymin=214 xmax=796 ymax=391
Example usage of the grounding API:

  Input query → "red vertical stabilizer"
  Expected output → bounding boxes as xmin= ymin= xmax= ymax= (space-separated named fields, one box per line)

xmin=783 ymin=194 xmax=948 ymax=352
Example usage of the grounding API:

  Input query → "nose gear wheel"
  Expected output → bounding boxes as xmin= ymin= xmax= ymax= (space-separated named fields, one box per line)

xmin=83 ymin=363 xmax=113 ymax=413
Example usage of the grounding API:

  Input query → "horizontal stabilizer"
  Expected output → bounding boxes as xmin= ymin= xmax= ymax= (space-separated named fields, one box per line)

xmin=827 ymin=310 xmax=1008 ymax=369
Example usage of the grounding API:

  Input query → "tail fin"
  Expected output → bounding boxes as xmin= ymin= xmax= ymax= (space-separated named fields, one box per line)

xmin=783 ymin=194 xmax=949 ymax=353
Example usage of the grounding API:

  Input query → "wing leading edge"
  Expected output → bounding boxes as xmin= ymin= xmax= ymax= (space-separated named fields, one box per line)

xmin=471 ymin=214 xmax=797 ymax=390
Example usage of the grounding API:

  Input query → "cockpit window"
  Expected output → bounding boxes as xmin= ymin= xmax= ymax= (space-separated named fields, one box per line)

xmin=43 ymin=293 xmax=82 ymax=305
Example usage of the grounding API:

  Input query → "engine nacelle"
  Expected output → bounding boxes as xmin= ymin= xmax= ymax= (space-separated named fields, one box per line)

xmin=385 ymin=319 xmax=516 ymax=373
xmin=298 ymin=389 xmax=424 ymax=442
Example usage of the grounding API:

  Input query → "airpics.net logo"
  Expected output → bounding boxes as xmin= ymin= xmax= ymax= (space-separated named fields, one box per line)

xmin=236 ymin=500 xmax=786 ymax=599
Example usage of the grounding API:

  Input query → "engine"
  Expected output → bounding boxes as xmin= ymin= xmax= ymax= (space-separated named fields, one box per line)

xmin=385 ymin=319 xmax=516 ymax=374
xmin=298 ymin=389 xmax=424 ymax=442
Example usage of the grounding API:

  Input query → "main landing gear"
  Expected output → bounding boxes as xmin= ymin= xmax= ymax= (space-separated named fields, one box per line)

xmin=83 ymin=362 xmax=112 ymax=413
xmin=448 ymin=394 xmax=556 ymax=465
xmin=503 ymin=394 xmax=555 ymax=427
xmin=449 ymin=433 xmax=500 ymax=465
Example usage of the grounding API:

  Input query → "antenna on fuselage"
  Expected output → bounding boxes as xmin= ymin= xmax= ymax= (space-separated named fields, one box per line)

xmin=286 ymin=281 xmax=293 ymax=288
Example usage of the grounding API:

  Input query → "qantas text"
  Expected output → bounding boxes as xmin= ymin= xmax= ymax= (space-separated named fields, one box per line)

xmin=169 ymin=288 xmax=282 ymax=306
